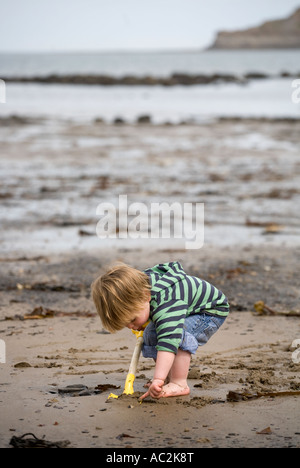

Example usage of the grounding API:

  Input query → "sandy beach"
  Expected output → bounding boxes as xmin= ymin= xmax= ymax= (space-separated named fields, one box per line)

xmin=0 ymin=246 xmax=300 ymax=448
xmin=0 ymin=118 xmax=300 ymax=448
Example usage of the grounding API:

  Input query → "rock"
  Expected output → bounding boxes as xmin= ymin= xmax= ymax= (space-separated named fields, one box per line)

xmin=94 ymin=117 xmax=105 ymax=124
xmin=290 ymin=340 xmax=300 ymax=352
xmin=136 ymin=115 xmax=152 ymax=124
xmin=114 ymin=117 xmax=126 ymax=125
xmin=244 ymin=73 xmax=268 ymax=80
xmin=2 ymin=72 xmax=260 ymax=87
xmin=14 ymin=362 xmax=32 ymax=368
xmin=58 ymin=384 xmax=88 ymax=394
xmin=209 ymin=7 xmax=300 ymax=49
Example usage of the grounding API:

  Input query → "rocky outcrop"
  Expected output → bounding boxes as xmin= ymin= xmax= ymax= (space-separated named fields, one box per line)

xmin=209 ymin=7 xmax=300 ymax=49
xmin=3 ymin=70 xmax=300 ymax=87
xmin=3 ymin=72 xmax=248 ymax=86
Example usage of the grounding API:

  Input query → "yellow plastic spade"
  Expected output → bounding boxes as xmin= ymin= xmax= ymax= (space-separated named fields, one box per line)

xmin=123 ymin=321 xmax=149 ymax=395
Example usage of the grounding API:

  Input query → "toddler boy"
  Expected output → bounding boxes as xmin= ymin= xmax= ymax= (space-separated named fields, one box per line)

xmin=91 ymin=262 xmax=229 ymax=399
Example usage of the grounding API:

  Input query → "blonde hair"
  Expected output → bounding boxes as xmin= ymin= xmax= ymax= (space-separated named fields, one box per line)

xmin=91 ymin=263 xmax=151 ymax=333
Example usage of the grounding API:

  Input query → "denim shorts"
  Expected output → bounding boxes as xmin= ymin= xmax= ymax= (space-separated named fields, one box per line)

xmin=142 ymin=313 xmax=226 ymax=359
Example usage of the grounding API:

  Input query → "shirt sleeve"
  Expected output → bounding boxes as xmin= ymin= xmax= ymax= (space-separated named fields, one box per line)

xmin=151 ymin=298 xmax=188 ymax=354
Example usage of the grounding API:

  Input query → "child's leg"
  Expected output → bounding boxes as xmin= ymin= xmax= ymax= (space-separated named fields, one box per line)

xmin=160 ymin=314 xmax=226 ymax=398
xmin=160 ymin=349 xmax=191 ymax=397
xmin=169 ymin=349 xmax=191 ymax=386
xmin=142 ymin=314 xmax=226 ymax=397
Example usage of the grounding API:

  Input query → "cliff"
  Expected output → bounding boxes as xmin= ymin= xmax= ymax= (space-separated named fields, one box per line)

xmin=209 ymin=7 xmax=300 ymax=49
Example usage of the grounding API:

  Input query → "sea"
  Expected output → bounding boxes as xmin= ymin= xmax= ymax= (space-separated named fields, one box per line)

xmin=0 ymin=50 xmax=300 ymax=123
xmin=1 ymin=50 xmax=300 ymax=255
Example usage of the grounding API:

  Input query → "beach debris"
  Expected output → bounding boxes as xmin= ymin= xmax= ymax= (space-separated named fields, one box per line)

xmin=256 ymin=427 xmax=272 ymax=435
xmin=245 ymin=219 xmax=285 ymax=234
xmin=253 ymin=301 xmax=300 ymax=317
xmin=114 ymin=117 xmax=125 ymax=125
xmin=95 ymin=384 xmax=120 ymax=393
xmin=263 ymin=224 xmax=284 ymax=235
xmin=55 ymin=383 xmax=120 ymax=397
xmin=108 ymin=393 xmax=119 ymax=400
xmin=225 ymin=267 xmax=247 ymax=279
xmin=289 ymin=340 xmax=300 ymax=352
xmin=78 ymin=229 xmax=94 ymax=236
xmin=197 ymin=438 xmax=211 ymax=444
xmin=116 ymin=433 xmax=135 ymax=440
xmin=14 ymin=362 xmax=32 ymax=368
xmin=4 ymin=306 xmax=95 ymax=321
xmin=15 ymin=282 xmax=81 ymax=292
xmin=136 ymin=114 xmax=152 ymax=124
xmin=227 ymin=390 xmax=300 ymax=402
xmin=9 ymin=432 xmax=71 ymax=448
xmin=58 ymin=384 xmax=89 ymax=396
xmin=254 ymin=301 xmax=277 ymax=316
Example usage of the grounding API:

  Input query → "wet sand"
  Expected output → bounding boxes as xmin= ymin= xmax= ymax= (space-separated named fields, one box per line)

xmin=0 ymin=245 xmax=299 ymax=448
xmin=0 ymin=118 xmax=300 ymax=448
xmin=1 ymin=117 xmax=300 ymax=254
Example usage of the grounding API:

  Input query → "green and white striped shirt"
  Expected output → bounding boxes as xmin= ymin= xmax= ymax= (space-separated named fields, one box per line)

xmin=144 ymin=262 xmax=229 ymax=354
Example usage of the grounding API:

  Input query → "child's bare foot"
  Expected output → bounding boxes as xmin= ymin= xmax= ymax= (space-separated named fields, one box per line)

xmin=160 ymin=382 xmax=190 ymax=398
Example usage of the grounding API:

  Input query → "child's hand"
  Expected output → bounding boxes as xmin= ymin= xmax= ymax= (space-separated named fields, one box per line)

xmin=140 ymin=379 xmax=164 ymax=400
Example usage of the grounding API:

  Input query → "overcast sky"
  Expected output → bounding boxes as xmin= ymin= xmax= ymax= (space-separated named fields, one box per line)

xmin=0 ymin=0 xmax=299 ymax=52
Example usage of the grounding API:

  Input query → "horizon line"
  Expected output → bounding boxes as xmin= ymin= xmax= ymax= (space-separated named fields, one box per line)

xmin=0 ymin=47 xmax=210 ymax=55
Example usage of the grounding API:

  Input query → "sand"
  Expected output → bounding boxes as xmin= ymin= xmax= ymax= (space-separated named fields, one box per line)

xmin=0 ymin=245 xmax=299 ymax=449
xmin=0 ymin=118 xmax=300 ymax=448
